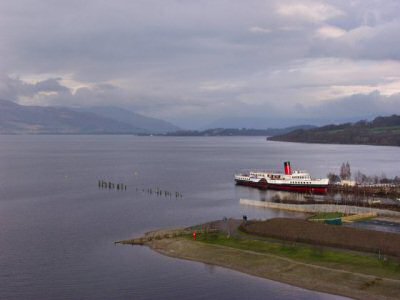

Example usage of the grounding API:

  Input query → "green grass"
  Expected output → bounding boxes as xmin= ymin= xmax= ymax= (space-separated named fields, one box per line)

xmin=187 ymin=232 xmax=400 ymax=279
xmin=325 ymin=129 xmax=345 ymax=134
xmin=324 ymin=126 xmax=400 ymax=134
xmin=309 ymin=212 xmax=344 ymax=220
xmin=349 ymin=216 xmax=376 ymax=222
xmin=370 ymin=126 xmax=400 ymax=133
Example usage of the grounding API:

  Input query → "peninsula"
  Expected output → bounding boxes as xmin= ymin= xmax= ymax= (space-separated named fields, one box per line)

xmin=117 ymin=218 xmax=400 ymax=300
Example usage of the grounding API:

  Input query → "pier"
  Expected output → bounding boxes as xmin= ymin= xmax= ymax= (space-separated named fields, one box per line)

xmin=240 ymin=199 xmax=400 ymax=217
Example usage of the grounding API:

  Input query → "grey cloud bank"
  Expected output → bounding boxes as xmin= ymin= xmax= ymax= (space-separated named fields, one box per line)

xmin=1 ymin=0 xmax=400 ymax=129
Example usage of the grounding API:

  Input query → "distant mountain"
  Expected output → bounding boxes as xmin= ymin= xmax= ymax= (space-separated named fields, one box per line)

xmin=163 ymin=125 xmax=315 ymax=136
xmin=0 ymin=99 xmax=177 ymax=134
xmin=203 ymin=117 xmax=275 ymax=130
xmin=76 ymin=106 xmax=179 ymax=134
xmin=203 ymin=116 xmax=316 ymax=130
xmin=268 ymin=115 xmax=400 ymax=146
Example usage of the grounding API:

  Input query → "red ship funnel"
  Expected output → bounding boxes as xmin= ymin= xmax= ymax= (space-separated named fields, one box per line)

xmin=284 ymin=161 xmax=292 ymax=175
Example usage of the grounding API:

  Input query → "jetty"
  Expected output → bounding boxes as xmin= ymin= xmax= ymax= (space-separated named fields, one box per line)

xmin=240 ymin=198 xmax=400 ymax=218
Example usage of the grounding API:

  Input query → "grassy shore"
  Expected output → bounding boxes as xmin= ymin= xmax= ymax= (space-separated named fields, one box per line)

xmin=309 ymin=212 xmax=344 ymax=220
xmin=118 ymin=223 xmax=400 ymax=300
xmin=193 ymin=231 xmax=400 ymax=280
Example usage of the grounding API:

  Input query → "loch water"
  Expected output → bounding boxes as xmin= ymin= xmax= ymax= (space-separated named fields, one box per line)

xmin=1 ymin=135 xmax=399 ymax=300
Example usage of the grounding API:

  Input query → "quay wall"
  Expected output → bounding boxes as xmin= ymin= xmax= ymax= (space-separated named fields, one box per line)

xmin=240 ymin=199 xmax=400 ymax=217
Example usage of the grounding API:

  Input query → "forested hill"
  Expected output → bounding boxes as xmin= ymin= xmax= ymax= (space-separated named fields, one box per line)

xmin=268 ymin=115 xmax=400 ymax=146
xmin=164 ymin=125 xmax=315 ymax=136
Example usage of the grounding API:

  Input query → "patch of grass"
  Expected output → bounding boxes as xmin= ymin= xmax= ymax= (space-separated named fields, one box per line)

xmin=322 ymin=129 xmax=344 ymax=134
xmin=309 ymin=212 xmax=344 ymax=220
xmin=350 ymin=216 xmax=376 ymax=222
xmin=187 ymin=232 xmax=400 ymax=280
xmin=370 ymin=126 xmax=400 ymax=133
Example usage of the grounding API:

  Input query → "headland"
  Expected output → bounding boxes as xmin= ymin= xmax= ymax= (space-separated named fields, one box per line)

xmin=117 ymin=218 xmax=400 ymax=300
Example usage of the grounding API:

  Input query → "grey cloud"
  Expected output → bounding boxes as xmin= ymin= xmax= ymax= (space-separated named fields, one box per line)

xmin=2 ymin=76 xmax=400 ymax=129
xmin=311 ymin=21 xmax=400 ymax=60
xmin=32 ymin=78 xmax=70 ymax=93
xmin=1 ymin=1 xmax=400 ymax=129
xmin=304 ymin=91 xmax=400 ymax=125
xmin=201 ymin=91 xmax=400 ymax=128
xmin=0 ymin=75 xmax=71 ymax=102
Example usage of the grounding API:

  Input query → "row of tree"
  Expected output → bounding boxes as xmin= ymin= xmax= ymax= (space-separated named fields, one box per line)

xmin=353 ymin=171 xmax=400 ymax=185
xmin=327 ymin=162 xmax=400 ymax=184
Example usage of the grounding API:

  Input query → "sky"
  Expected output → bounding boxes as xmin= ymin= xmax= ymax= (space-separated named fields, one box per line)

xmin=1 ymin=0 xmax=400 ymax=129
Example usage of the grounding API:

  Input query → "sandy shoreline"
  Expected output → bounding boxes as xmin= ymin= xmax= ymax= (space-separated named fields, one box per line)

xmin=117 ymin=226 xmax=400 ymax=300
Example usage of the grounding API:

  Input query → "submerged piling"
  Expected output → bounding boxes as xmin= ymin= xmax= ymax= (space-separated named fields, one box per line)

xmin=98 ymin=180 xmax=127 ymax=192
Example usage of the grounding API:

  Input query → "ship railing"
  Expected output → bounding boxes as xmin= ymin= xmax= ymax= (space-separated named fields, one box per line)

xmin=236 ymin=170 xmax=268 ymax=175
xmin=248 ymin=169 xmax=282 ymax=174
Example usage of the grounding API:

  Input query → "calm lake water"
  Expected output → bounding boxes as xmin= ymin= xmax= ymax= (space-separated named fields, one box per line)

xmin=1 ymin=136 xmax=399 ymax=300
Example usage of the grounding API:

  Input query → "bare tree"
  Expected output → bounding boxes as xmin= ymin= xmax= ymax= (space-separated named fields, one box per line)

xmin=354 ymin=170 xmax=367 ymax=184
xmin=346 ymin=162 xmax=351 ymax=180
xmin=327 ymin=172 xmax=340 ymax=183
xmin=340 ymin=162 xmax=351 ymax=180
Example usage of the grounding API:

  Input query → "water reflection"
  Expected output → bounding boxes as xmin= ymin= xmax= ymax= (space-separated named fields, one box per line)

xmin=204 ymin=263 xmax=216 ymax=274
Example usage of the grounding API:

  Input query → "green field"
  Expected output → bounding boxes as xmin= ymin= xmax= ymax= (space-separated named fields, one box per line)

xmin=308 ymin=212 xmax=344 ymax=220
xmin=190 ymin=232 xmax=400 ymax=280
xmin=370 ymin=126 xmax=400 ymax=133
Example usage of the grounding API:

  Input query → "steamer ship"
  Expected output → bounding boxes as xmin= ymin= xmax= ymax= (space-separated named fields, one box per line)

xmin=234 ymin=161 xmax=329 ymax=194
